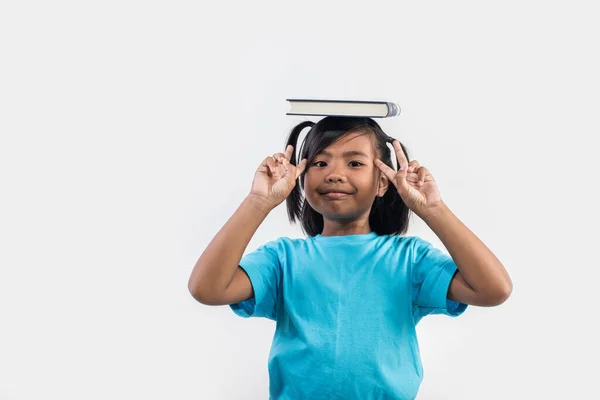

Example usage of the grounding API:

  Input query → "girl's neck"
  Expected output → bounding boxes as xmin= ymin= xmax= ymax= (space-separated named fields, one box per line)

xmin=314 ymin=231 xmax=378 ymax=244
xmin=320 ymin=221 xmax=372 ymax=237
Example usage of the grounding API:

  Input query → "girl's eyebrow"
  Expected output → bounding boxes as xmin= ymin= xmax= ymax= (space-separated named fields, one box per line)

xmin=319 ymin=150 xmax=370 ymax=158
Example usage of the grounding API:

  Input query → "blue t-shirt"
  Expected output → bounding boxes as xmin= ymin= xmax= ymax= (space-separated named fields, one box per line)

xmin=229 ymin=231 xmax=468 ymax=400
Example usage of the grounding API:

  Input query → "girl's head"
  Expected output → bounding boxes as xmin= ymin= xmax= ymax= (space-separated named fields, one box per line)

xmin=284 ymin=116 xmax=411 ymax=237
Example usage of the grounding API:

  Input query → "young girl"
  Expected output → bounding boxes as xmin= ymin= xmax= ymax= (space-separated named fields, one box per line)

xmin=189 ymin=117 xmax=512 ymax=400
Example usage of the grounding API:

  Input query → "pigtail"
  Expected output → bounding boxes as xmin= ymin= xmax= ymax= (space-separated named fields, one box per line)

xmin=285 ymin=121 xmax=314 ymax=224
xmin=368 ymin=134 xmax=412 ymax=235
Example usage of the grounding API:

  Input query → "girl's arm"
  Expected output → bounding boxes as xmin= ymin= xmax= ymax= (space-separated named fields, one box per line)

xmin=422 ymin=203 xmax=513 ymax=307
xmin=188 ymin=195 xmax=272 ymax=305
xmin=374 ymin=140 xmax=512 ymax=307
xmin=188 ymin=145 xmax=307 ymax=306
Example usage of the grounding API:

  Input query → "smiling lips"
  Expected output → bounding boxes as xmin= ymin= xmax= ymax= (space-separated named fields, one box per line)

xmin=320 ymin=190 xmax=353 ymax=199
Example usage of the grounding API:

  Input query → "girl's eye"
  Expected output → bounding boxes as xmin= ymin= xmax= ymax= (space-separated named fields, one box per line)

xmin=312 ymin=161 xmax=363 ymax=167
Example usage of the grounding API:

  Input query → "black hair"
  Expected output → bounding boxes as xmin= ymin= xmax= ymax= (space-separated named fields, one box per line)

xmin=284 ymin=116 xmax=411 ymax=237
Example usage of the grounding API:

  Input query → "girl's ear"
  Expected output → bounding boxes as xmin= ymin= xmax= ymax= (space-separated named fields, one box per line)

xmin=377 ymin=171 xmax=390 ymax=197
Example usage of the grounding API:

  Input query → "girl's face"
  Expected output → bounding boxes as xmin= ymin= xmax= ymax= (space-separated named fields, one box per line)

xmin=303 ymin=131 xmax=389 ymax=222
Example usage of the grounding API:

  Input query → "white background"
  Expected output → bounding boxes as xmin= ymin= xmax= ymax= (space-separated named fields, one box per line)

xmin=1 ymin=1 xmax=599 ymax=399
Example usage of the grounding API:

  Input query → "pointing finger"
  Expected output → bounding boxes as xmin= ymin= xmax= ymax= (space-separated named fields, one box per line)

xmin=374 ymin=159 xmax=398 ymax=188
xmin=294 ymin=158 xmax=308 ymax=179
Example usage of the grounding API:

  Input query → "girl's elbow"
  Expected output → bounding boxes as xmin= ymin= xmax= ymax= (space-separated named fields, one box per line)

xmin=487 ymin=283 xmax=513 ymax=306
xmin=501 ymin=278 xmax=513 ymax=302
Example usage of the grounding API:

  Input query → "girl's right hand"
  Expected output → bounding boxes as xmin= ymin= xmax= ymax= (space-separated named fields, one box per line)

xmin=249 ymin=145 xmax=308 ymax=210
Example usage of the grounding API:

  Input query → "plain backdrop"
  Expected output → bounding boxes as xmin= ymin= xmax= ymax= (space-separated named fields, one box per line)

xmin=1 ymin=1 xmax=599 ymax=399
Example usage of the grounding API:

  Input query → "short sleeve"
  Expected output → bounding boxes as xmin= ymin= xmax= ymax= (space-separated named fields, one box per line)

xmin=410 ymin=237 xmax=468 ymax=322
xmin=229 ymin=239 xmax=281 ymax=321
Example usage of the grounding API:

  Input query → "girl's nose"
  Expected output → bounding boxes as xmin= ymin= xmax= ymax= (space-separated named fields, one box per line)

xmin=324 ymin=162 xmax=346 ymax=183
xmin=326 ymin=173 xmax=344 ymax=183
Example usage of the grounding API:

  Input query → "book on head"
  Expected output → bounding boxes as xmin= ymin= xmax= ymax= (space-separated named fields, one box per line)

xmin=286 ymin=99 xmax=400 ymax=118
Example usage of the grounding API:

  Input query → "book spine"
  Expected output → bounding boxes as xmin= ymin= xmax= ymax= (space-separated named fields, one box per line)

xmin=387 ymin=102 xmax=400 ymax=117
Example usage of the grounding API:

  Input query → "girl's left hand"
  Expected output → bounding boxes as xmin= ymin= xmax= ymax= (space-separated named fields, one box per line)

xmin=374 ymin=140 xmax=444 ymax=217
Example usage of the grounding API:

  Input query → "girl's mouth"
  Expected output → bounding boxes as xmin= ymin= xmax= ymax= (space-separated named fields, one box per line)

xmin=322 ymin=192 xmax=350 ymax=199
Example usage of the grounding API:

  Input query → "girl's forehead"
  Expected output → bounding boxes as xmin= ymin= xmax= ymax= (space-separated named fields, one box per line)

xmin=321 ymin=132 xmax=376 ymax=156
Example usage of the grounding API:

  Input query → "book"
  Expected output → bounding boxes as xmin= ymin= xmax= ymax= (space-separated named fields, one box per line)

xmin=286 ymin=99 xmax=400 ymax=118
